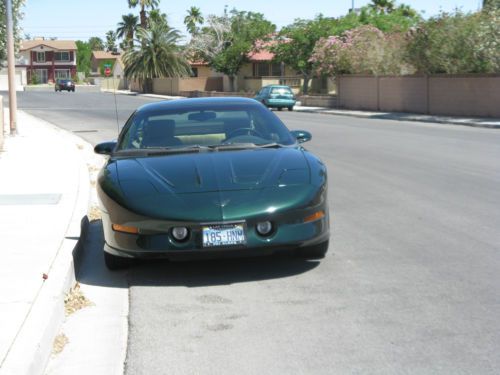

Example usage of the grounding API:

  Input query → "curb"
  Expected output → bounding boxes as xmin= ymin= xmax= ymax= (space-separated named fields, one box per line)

xmin=292 ymin=108 xmax=500 ymax=130
xmin=0 ymin=112 xmax=93 ymax=375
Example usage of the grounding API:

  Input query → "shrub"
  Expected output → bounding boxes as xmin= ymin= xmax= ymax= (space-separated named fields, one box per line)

xmin=405 ymin=10 xmax=500 ymax=74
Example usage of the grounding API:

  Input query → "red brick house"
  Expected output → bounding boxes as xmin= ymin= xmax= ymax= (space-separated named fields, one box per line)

xmin=16 ymin=39 xmax=77 ymax=84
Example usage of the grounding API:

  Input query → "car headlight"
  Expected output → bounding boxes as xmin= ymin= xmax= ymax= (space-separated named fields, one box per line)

xmin=171 ymin=226 xmax=189 ymax=241
xmin=256 ymin=221 xmax=273 ymax=236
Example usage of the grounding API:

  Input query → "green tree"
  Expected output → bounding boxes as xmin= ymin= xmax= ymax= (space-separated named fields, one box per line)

xmin=369 ymin=0 xmax=396 ymax=14
xmin=272 ymin=15 xmax=336 ymax=94
xmin=0 ymin=0 xmax=25 ymax=64
xmin=355 ymin=4 xmax=421 ymax=32
xmin=123 ymin=20 xmax=191 ymax=93
xmin=76 ymin=40 xmax=92 ymax=76
xmin=88 ymin=36 xmax=104 ymax=51
xmin=116 ymin=13 xmax=138 ymax=49
xmin=189 ymin=9 xmax=275 ymax=91
xmin=105 ymin=30 xmax=117 ymax=52
xmin=128 ymin=0 xmax=159 ymax=29
xmin=184 ymin=6 xmax=204 ymax=35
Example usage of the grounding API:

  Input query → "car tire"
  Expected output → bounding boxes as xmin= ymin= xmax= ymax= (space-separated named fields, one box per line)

xmin=104 ymin=251 xmax=130 ymax=270
xmin=288 ymin=106 xmax=294 ymax=111
xmin=296 ymin=240 xmax=329 ymax=259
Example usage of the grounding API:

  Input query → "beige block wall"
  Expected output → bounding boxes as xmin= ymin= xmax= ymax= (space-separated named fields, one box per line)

xmin=101 ymin=77 xmax=122 ymax=90
xmin=429 ymin=76 xmax=500 ymax=117
xmin=178 ymin=77 xmax=223 ymax=92
xmin=379 ymin=76 xmax=427 ymax=113
xmin=338 ymin=76 xmax=378 ymax=110
xmin=153 ymin=78 xmax=179 ymax=95
xmin=338 ymin=74 xmax=500 ymax=117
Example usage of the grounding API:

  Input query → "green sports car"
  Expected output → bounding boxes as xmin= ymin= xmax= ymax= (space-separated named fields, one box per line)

xmin=94 ymin=97 xmax=329 ymax=270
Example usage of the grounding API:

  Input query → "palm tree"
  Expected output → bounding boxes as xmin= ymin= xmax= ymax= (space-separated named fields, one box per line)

xmin=184 ymin=6 xmax=204 ymax=35
xmin=128 ymin=0 xmax=159 ymax=29
xmin=105 ymin=30 xmax=117 ymax=52
xmin=88 ymin=37 xmax=104 ymax=51
xmin=123 ymin=21 xmax=192 ymax=93
xmin=116 ymin=13 xmax=139 ymax=49
xmin=149 ymin=9 xmax=169 ymax=27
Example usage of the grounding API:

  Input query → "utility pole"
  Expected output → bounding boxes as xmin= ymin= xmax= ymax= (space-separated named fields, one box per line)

xmin=6 ymin=0 xmax=18 ymax=135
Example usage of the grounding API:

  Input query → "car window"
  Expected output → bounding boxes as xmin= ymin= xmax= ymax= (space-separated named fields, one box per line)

xmin=270 ymin=87 xmax=293 ymax=96
xmin=117 ymin=104 xmax=295 ymax=151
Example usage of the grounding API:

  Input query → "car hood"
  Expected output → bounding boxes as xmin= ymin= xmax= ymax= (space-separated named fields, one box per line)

xmin=100 ymin=148 xmax=317 ymax=221
xmin=115 ymin=147 xmax=309 ymax=193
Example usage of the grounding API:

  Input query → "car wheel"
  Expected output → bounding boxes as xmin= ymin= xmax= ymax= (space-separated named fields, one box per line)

xmin=104 ymin=251 xmax=130 ymax=270
xmin=288 ymin=106 xmax=294 ymax=111
xmin=296 ymin=240 xmax=329 ymax=259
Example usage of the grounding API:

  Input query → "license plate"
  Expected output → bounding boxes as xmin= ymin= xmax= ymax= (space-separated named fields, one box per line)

xmin=202 ymin=224 xmax=246 ymax=248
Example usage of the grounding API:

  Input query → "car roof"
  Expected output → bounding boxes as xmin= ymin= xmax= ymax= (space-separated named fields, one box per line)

xmin=136 ymin=97 xmax=261 ymax=113
xmin=263 ymin=85 xmax=291 ymax=89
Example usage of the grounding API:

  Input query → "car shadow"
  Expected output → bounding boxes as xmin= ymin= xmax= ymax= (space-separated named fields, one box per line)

xmin=77 ymin=219 xmax=321 ymax=289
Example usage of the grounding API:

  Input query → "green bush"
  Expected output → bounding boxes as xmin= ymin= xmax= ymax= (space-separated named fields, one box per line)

xmin=406 ymin=9 xmax=500 ymax=74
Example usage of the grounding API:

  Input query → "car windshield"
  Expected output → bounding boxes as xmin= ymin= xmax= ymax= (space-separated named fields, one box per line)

xmin=116 ymin=103 xmax=296 ymax=151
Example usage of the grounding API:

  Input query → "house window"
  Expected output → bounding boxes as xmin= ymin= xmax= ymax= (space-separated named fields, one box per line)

xmin=55 ymin=69 xmax=71 ymax=79
xmin=54 ymin=51 xmax=70 ymax=61
xmin=255 ymin=63 xmax=269 ymax=77
xmin=191 ymin=67 xmax=198 ymax=77
xmin=36 ymin=52 xmax=46 ymax=62
xmin=253 ymin=62 xmax=283 ymax=77
xmin=271 ymin=63 xmax=282 ymax=76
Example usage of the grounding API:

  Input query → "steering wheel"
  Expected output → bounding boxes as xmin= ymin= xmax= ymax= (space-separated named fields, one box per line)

xmin=226 ymin=128 xmax=264 ymax=139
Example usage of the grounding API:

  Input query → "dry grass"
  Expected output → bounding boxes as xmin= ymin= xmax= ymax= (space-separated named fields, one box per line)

xmin=64 ymin=283 xmax=93 ymax=317
xmin=52 ymin=333 xmax=69 ymax=355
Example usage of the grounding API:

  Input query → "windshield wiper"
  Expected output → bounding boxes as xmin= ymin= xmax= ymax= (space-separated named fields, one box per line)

xmin=207 ymin=143 xmax=258 ymax=151
xmin=256 ymin=142 xmax=283 ymax=148
xmin=114 ymin=145 xmax=209 ymax=157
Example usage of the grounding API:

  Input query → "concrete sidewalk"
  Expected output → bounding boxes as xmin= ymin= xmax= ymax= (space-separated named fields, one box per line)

xmin=0 ymin=110 xmax=91 ymax=375
xmin=102 ymin=88 xmax=500 ymax=129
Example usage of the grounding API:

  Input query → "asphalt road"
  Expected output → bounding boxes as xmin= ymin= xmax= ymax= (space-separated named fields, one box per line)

xmin=8 ymin=91 xmax=500 ymax=374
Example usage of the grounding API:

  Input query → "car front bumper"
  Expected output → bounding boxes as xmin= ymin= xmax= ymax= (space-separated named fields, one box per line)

xmin=100 ymin=210 xmax=329 ymax=260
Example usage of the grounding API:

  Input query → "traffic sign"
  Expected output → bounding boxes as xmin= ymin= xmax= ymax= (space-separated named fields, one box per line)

xmin=104 ymin=67 xmax=111 ymax=77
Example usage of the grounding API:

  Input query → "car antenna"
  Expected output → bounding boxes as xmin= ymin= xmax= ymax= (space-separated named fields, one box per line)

xmin=112 ymin=77 xmax=120 ymax=135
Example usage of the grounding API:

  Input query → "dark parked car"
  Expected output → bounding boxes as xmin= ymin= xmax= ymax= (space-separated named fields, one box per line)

xmin=55 ymin=79 xmax=75 ymax=92
xmin=255 ymin=85 xmax=296 ymax=111
xmin=94 ymin=97 xmax=329 ymax=270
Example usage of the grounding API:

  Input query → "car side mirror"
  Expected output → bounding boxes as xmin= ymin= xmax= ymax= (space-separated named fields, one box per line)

xmin=94 ymin=141 xmax=117 ymax=155
xmin=290 ymin=130 xmax=312 ymax=143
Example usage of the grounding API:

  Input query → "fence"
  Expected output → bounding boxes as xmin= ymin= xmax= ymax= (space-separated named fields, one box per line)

xmin=337 ymin=74 xmax=500 ymax=118
xmin=153 ymin=77 xmax=223 ymax=96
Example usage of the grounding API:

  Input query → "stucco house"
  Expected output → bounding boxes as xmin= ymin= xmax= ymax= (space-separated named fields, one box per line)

xmin=91 ymin=50 xmax=121 ymax=75
xmin=16 ymin=38 xmax=77 ymax=84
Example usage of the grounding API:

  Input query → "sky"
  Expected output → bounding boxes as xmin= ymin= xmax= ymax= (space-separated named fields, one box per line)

xmin=20 ymin=0 xmax=482 ymax=42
